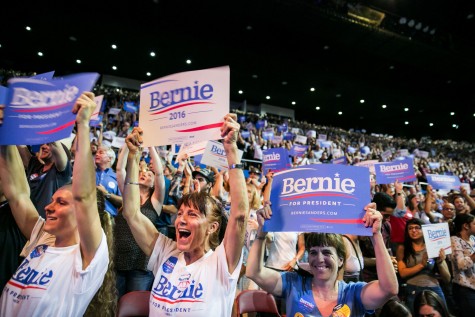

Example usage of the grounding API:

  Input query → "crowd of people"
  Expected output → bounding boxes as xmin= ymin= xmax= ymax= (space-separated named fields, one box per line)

xmin=1 ymin=68 xmax=475 ymax=316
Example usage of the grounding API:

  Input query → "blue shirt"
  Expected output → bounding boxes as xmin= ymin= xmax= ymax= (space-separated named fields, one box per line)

xmin=281 ymin=273 xmax=369 ymax=317
xmin=95 ymin=167 xmax=121 ymax=216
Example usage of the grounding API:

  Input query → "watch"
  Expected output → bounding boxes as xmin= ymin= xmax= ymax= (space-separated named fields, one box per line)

xmin=105 ymin=193 xmax=111 ymax=199
xmin=229 ymin=163 xmax=244 ymax=169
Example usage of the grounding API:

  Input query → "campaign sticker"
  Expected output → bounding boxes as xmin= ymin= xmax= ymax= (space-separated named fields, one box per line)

xmin=162 ymin=256 xmax=178 ymax=274
xmin=31 ymin=244 xmax=49 ymax=259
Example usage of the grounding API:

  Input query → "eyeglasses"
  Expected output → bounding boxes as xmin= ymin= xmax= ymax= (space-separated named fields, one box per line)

xmin=408 ymin=226 xmax=422 ymax=231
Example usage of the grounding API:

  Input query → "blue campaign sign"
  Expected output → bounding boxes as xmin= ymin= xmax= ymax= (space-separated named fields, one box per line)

xmin=277 ymin=124 xmax=288 ymax=132
xmin=283 ymin=132 xmax=294 ymax=141
xmin=289 ymin=144 xmax=307 ymax=157
xmin=262 ymin=130 xmax=274 ymax=140
xmin=0 ymin=73 xmax=99 ymax=145
xmin=426 ymin=174 xmax=461 ymax=190
xmin=265 ymin=164 xmax=372 ymax=236
xmin=241 ymin=130 xmax=250 ymax=139
xmin=30 ymin=71 xmax=55 ymax=81
xmin=263 ymin=147 xmax=291 ymax=173
xmin=238 ymin=115 xmax=246 ymax=123
xmin=331 ymin=156 xmax=347 ymax=165
xmin=89 ymin=114 xmax=103 ymax=127
xmin=374 ymin=157 xmax=416 ymax=184
xmin=123 ymin=101 xmax=138 ymax=113
xmin=193 ymin=154 xmax=203 ymax=165
xmin=255 ymin=120 xmax=267 ymax=129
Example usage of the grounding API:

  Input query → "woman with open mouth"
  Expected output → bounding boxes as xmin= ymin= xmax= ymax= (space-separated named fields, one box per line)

xmin=121 ymin=113 xmax=247 ymax=317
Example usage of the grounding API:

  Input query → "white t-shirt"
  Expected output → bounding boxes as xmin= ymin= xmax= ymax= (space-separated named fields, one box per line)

xmin=265 ymin=232 xmax=301 ymax=270
xmin=147 ymin=234 xmax=242 ymax=317
xmin=0 ymin=218 xmax=109 ymax=317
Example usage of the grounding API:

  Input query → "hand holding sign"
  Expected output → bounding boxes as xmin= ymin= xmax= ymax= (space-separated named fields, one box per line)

xmin=220 ymin=113 xmax=239 ymax=146
xmin=362 ymin=202 xmax=383 ymax=234
xmin=125 ymin=127 xmax=144 ymax=155
xmin=72 ymin=92 xmax=97 ymax=125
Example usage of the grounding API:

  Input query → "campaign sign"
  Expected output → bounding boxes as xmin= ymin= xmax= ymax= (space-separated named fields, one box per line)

xmin=422 ymin=223 xmax=452 ymax=258
xmin=123 ymin=101 xmax=137 ymax=113
xmin=241 ymin=130 xmax=250 ymax=139
xmin=91 ymin=95 xmax=104 ymax=121
xmin=354 ymin=160 xmax=379 ymax=175
xmin=175 ymin=140 xmax=208 ymax=162
xmin=277 ymin=124 xmax=288 ymax=132
xmin=426 ymin=174 xmax=461 ymax=190
xmin=289 ymin=144 xmax=307 ymax=157
xmin=374 ymin=157 xmax=416 ymax=184
xmin=381 ymin=149 xmax=392 ymax=161
xmin=262 ymin=128 xmax=274 ymax=140
xmin=238 ymin=115 xmax=246 ymax=123
xmin=108 ymin=108 xmax=121 ymax=115
xmin=111 ymin=136 xmax=125 ymax=149
xmin=319 ymin=140 xmax=333 ymax=149
xmin=0 ymin=73 xmax=99 ymax=145
xmin=201 ymin=140 xmax=243 ymax=171
xmin=428 ymin=162 xmax=440 ymax=170
xmin=283 ymin=132 xmax=293 ymax=141
xmin=272 ymin=135 xmax=283 ymax=144
xmin=395 ymin=149 xmax=409 ymax=157
xmin=263 ymin=147 xmax=291 ymax=173
xmin=89 ymin=114 xmax=103 ymax=127
xmin=318 ymin=134 xmax=327 ymax=141
xmin=265 ymin=164 xmax=372 ymax=235
xmin=139 ymin=66 xmax=229 ymax=146
xmin=31 ymin=71 xmax=55 ymax=81
xmin=331 ymin=156 xmax=347 ymax=165
xmin=255 ymin=120 xmax=267 ymax=129
xmin=295 ymin=135 xmax=307 ymax=145
xmin=306 ymin=130 xmax=316 ymax=138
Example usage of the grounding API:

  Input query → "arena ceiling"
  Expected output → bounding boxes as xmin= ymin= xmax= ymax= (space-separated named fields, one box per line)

xmin=2 ymin=0 xmax=475 ymax=141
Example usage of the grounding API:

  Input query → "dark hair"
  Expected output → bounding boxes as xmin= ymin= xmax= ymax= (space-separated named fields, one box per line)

xmin=178 ymin=191 xmax=227 ymax=250
xmin=403 ymin=218 xmax=425 ymax=263
xmin=407 ymin=194 xmax=422 ymax=211
xmin=452 ymin=213 xmax=475 ymax=236
xmin=414 ymin=290 xmax=450 ymax=317
xmin=379 ymin=298 xmax=411 ymax=317
xmin=372 ymin=192 xmax=396 ymax=210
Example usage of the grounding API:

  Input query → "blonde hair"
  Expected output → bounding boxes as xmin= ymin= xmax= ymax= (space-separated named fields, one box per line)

xmin=83 ymin=191 xmax=117 ymax=317
xmin=247 ymin=183 xmax=261 ymax=210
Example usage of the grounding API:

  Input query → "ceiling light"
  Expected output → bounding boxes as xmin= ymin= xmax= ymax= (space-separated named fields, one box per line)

xmin=150 ymin=51 xmax=156 ymax=57
xmin=238 ymin=90 xmax=243 ymax=94
xmin=69 ymin=36 xmax=77 ymax=41
xmin=415 ymin=22 xmax=422 ymax=30
xmin=112 ymin=66 xmax=117 ymax=70
xmin=360 ymin=99 xmax=365 ymax=103
xmin=338 ymin=111 xmax=342 ymax=115
xmin=246 ymin=25 xmax=253 ymax=30
xmin=291 ymin=101 xmax=296 ymax=105
xmin=430 ymin=28 xmax=436 ymax=35
xmin=26 ymin=26 xmax=31 ymax=31
xmin=116 ymin=88 xmax=120 ymax=92
xmin=252 ymin=74 xmax=258 ymax=79
xmin=404 ymin=108 xmax=409 ymax=111
xmin=408 ymin=20 xmax=415 ymax=27
xmin=323 ymin=45 xmax=329 ymax=50
xmin=429 ymin=123 xmax=434 ymax=126
xmin=467 ymin=13 xmax=474 ymax=20
xmin=382 ymin=105 xmax=387 ymax=109
xmin=405 ymin=121 xmax=409 ymax=125
xmin=316 ymin=107 xmax=320 ymax=110
xmin=450 ymin=112 xmax=455 ymax=115
xmin=310 ymin=87 xmax=315 ymax=92
xmin=111 ymin=44 xmax=117 ymax=49
xmin=146 ymin=72 xmax=151 ymax=76
xmin=336 ymin=94 xmax=341 ymax=98
xmin=37 ymin=52 xmax=43 ymax=56
xmin=76 ymin=59 xmax=81 ymax=64
xmin=399 ymin=17 xmax=407 ymax=24
xmin=281 ymin=81 xmax=287 ymax=85
xmin=186 ymin=59 xmax=191 ymax=64
xmin=423 ymin=26 xmax=429 ymax=33
xmin=266 ymin=96 xmax=270 ymax=100
xmin=389 ymin=65 xmax=395 ymax=70
xmin=452 ymin=124 xmax=457 ymax=128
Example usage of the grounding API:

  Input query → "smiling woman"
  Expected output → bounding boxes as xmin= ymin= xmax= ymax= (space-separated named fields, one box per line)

xmin=0 ymin=92 xmax=110 ymax=317
xmin=121 ymin=113 xmax=248 ymax=317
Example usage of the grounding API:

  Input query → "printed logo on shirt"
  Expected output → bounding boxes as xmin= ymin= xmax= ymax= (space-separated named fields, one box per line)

xmin=108 ymin=181 xmax=116 ymax=189
xmin=151 ymin=274 xmax=204 ymax=304
xmin=9 ymin=259 xmax=53 ymax=291
xmin=31 ymin=245 xmax=48 ymax=259
xmin=162 ymin=256 xmax=178 ymax=274
xmin=29 ymin=173 xmax=46 ymax=182
xmin=298 ymin=297 xmax=315 ymax=312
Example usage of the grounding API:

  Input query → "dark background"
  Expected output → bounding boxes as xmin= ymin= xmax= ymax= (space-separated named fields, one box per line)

xmin=2 ymin=0 xmax=474 ymax=141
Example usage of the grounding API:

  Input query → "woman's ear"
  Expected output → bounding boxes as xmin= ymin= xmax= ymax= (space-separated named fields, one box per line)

xmin=338 ymin=257 xmax=344 ymax=268
xmin=208 ymin=221 xmax=219 ymax=235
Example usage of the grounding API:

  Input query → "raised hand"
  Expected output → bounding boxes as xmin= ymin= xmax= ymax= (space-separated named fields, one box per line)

xmin=363 ymin=202 xmax=383 ymax=234
xmin=220 ymin=113 xmax=240 ymax=146
xmin=72 ymin=92 xmax=96 ymax=125
xmin=125 ymin=127 xmax=143 ymax=154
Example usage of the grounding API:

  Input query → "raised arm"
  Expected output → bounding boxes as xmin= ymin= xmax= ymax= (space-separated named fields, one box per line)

xmin=71 ymin=92 xmax=104 ymax=269
xmin=360 ymin=203 xmax=399 ymax=309
xmin=424 ymin=185 xmax=438 ymax=223
xmin=245 ymin=204 xmax=283 ymax=296
xmin=460 ymin=185 xmax=475 ymax=211
xmin=115 ymin=144 xmax=129 ymax=194
xmin=50 ymin=141 xmax=69 ymax=172
xmin=149 ymin=145 xmax=165 ymax=214
xmin=221 ymin=113 xmax=248 ymax=273
xmin=0 ymin=145 xmax=38 ymax=239
xmin=121 ymin=127 xmax=159 ymax=256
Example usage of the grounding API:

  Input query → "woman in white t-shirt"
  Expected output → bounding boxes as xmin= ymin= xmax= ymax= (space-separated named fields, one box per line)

xmin=121 ymin=114 xmax=248 ymax=317
xmin=0 ymin=92 xmax=109 ymax=317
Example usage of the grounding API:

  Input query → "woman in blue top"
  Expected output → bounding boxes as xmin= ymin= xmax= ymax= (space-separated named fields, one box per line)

xmin=246 ymin=202 xmax=398 ymax=317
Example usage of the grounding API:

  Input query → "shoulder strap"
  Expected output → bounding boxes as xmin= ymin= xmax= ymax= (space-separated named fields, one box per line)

xmin=343 ymin=235 xmax=363 ymax=272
